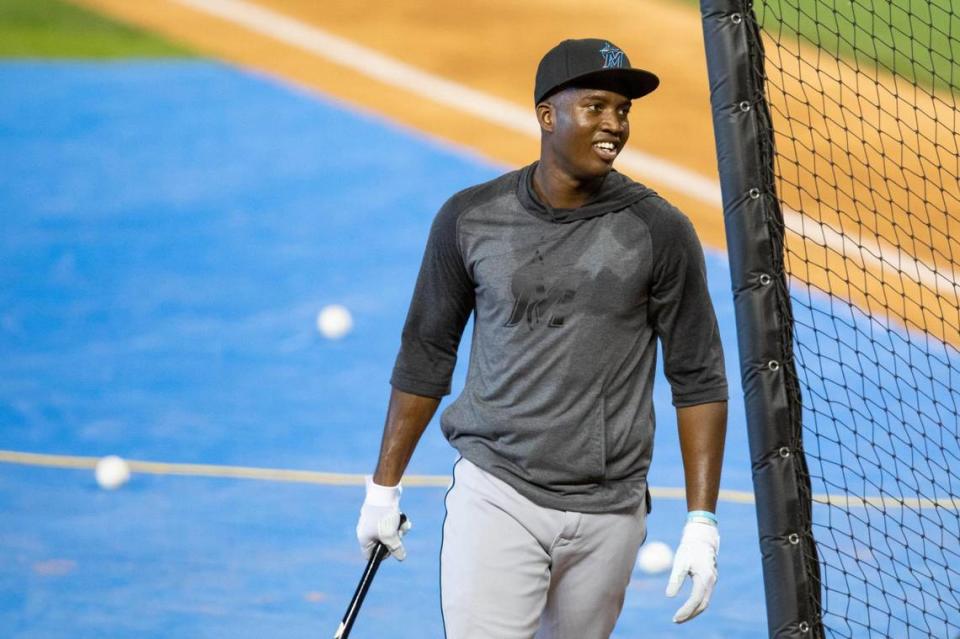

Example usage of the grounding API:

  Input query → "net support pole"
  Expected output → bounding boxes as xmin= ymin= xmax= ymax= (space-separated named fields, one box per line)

xmin=699 ymin=2 xmax=823 ymax=637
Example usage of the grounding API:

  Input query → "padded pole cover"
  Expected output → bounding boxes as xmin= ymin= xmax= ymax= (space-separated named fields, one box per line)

xmin=699 ymin=1 xmax=824 ymax=636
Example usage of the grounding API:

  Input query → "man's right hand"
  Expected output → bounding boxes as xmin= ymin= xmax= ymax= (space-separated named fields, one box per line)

xmin=356 ymin=477 xmax=412 ymax=560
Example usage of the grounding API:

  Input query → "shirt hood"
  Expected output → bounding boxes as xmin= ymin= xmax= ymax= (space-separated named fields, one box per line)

xmin=516 ymin=161 xmax=654 ymax=223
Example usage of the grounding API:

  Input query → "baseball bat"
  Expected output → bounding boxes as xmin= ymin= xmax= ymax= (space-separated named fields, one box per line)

xmin=334 ymin=513 xmax=407 ymax=639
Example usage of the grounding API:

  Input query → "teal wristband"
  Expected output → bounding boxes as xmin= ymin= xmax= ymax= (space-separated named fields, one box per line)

xmin=687 ymin=510 xmax=718 ymax=526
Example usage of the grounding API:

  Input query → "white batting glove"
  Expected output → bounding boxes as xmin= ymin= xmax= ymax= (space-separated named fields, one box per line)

xmin=356 ymin=477 xmax=412 ymax=561
xmin=665 ymin=520 xmax=719 ymax=623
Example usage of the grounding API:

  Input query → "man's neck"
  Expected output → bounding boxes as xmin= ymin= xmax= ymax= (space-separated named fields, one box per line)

xmin=532 ymin=158 xmax=606 ymax=209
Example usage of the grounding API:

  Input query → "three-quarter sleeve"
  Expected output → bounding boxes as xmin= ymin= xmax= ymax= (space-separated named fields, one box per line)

xmin=648 ymin=207 xmax=728 ymax=407
xmin=390 ymin=199 xmax=475 ymax=397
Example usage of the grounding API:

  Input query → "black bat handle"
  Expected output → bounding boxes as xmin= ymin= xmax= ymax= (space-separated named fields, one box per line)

xmin=334 ymin=513 xmax=407 ymax=639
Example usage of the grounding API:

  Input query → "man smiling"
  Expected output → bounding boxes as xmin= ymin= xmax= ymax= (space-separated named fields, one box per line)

xmin=356 ymin=38 xmax=729 ymax=638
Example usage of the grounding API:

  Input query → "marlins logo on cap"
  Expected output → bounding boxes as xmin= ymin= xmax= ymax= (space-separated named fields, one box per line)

xmin=534 ymin=38 xmax=659 ymax=104
xmin=599 ymin=42 xmax=625 ymax=69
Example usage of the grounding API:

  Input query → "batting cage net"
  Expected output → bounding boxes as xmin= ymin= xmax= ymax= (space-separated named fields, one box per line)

xmin=711 ymin=0 xmax=960 ymax=636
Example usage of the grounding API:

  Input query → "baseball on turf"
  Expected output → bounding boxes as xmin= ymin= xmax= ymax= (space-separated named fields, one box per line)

xmin=636 ymin=540 xmax=674 ymax=574
xmin=316 ymin=304 xmax=353 ymax=340
xmin=95 ymin=455 xmax=131 ymax=490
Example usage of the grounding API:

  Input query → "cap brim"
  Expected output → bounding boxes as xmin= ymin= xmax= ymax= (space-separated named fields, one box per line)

xmin=548 ymin=68 xmax=660 ymax=102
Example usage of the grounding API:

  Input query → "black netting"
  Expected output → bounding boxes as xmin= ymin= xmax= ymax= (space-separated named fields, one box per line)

xmin=751 ymin=1 xmax=960 ymax=636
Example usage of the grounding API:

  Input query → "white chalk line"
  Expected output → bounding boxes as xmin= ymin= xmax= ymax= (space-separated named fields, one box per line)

xmin=783 ymin=209 xmax=960 ymax=298
xmin=171 ymin=0 xmax=959 ymax=296
xmin=0 ymin=448 xmax=749 ymax=501
xmin=5 ymin=449 xmax=960 ymax=510
xmin=171 ymin=0 xmax=720 ymax=203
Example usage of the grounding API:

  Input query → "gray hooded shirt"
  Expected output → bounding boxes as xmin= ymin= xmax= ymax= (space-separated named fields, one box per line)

xmin=390 ymin=163 xmax=727 ymax=513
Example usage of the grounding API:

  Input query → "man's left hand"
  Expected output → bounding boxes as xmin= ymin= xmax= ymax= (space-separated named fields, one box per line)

xmin=665 ymin=520 xmax=719 ymax=623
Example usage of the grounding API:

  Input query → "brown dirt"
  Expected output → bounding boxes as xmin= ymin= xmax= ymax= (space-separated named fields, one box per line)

xmin=764 ymin=38 xmax=960 ymax=345
xmin=68 ymin=0 xmax=960 ymax=345
xmin=69 ymin=0 xmax=725 ymax=248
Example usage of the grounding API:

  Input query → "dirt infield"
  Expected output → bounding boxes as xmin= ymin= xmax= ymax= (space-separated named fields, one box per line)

xmin=70 ymin=0 xmax=725 ymax=247
xmin=70 ymin=0 xmax=960 ymax=345
xmin=765 ymin=39 xmax=960 ymax=345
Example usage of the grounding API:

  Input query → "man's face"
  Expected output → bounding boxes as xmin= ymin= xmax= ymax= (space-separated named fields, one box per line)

xmin=543 ymin=88 xmax=632 ymax=180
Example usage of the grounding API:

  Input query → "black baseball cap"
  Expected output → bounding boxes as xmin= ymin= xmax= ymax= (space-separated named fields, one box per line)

xmin=534 ymin=38 xmax=660 ymax=104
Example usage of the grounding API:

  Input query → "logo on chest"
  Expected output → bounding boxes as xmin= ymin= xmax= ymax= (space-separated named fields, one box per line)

xmin=504 ymin=249 xmax=581 ymax=329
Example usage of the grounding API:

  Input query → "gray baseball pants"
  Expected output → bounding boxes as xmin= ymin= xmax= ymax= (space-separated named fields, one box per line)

xmin=440 ymin=458 xmax=647 ymax=639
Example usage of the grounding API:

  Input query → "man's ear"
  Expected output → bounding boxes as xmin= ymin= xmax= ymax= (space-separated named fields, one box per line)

xmin=536 ymin=102 xmax=554 ymax=133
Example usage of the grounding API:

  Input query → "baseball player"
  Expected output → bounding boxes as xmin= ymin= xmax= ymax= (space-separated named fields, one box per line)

xmin=356 ymin=38 xmax=728 ymax=638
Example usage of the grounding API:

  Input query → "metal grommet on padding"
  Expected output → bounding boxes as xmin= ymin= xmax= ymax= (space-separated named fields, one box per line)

xmin=731 ymin=13 xmax=743 ymax=24
xmin=759 ymin=273 xmax=772 ymax=286
xmin=749 ymin=187 xmax=761 ymax=199
xmin=799 ymin=621 xmax=810 ymax=633
xmin=738 ymin=100 xmax=751 ymax=112
xmin=788 ymin=533 xmax=800 ymax=545
xmin=778 ymin=446 xmax=791 ymax=458
xmin=767 ymin=360 xmax=780 ymax=371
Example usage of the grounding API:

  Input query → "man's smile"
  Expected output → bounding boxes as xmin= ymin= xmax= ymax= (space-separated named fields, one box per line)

xmin=593 ymin=139 xmax=621 ymax=162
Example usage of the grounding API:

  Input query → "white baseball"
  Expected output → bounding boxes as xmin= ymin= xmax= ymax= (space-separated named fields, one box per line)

xmin=636 ymin=540 xmax=674 ymax=574
xmin=95 ymin=455 xmax=131 ymax=490
xmin=316 ymin=304 xmax=353 ymax=339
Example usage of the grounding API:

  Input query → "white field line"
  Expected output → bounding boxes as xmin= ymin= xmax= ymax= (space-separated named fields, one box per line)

xmin=171 ymin=0 xmax=958 ymax=294
xmin=0 ymin=449 xmax=442 ymax=487
xmin=0 ymin=449 xmax=747 ymax=502
xmin=783 ymin=209 xmax=960 ymax=296
xmin=171 ymin=0 xmax=722 ymax=203
xmin=811 ymin=493 xmax=960 ymax=511
xmin=5 ymin=449 xmax=959 ymax=510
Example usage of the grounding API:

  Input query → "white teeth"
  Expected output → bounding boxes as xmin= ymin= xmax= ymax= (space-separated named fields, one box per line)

xmin=595 ymin=142 xmax=616 ymax=152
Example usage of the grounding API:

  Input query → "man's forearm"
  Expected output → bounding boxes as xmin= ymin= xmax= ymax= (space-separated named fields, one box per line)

xmin=676 ymin=401 xmax=728 ymax=513
xmin=372 ymin=387 xmax=441 ymax=485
